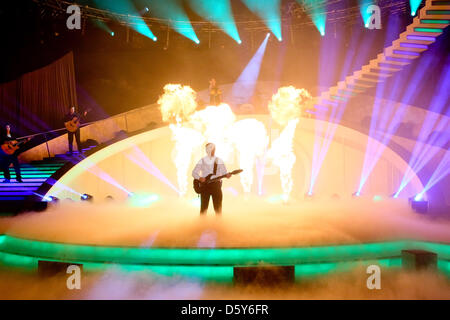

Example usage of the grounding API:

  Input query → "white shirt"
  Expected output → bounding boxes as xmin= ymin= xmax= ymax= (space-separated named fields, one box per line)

xmin=192 ymin=156 xmax=227 ymax=180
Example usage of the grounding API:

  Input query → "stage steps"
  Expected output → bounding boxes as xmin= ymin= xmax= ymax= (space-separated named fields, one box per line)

xmin=0 ymin=145 xmax=96 ymax=212
xmin=312 ymin=0 xmax=450 ymax=112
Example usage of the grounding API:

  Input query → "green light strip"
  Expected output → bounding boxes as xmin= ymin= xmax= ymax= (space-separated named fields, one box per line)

xmin=0 ymin=236 xmax=416 ymax=266
xmin=0 ymin=251 xmax=406 ymax=282
xmin=414 ymin=27 xmax=443 ymax=33
xmin=0 ymin=175 xmax=52 ymax=178
xmin=1 ymin=236 xmax=449 ymax=266
xmin=420 ymin=19 xmax=450 ymax=24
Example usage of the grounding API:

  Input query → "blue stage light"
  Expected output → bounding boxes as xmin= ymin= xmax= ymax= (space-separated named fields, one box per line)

xmin=409 ymin=0 xmax=422 ymax=17
xmin=242 ymin=0 xmax=282 ymax=41
xmin=94 ymin=0 xmax=157 ymax=40
xmin=189 ymin=0 xmax=241 ymax=44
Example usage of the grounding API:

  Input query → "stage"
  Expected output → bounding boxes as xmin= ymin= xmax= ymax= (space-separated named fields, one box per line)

xmin=1 ymin=197 xmax=449 ymax=283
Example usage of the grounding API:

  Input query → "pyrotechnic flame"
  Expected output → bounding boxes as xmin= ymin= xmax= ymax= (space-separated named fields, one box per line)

xmin=189 ymin=104 xmax=236 ymax=162
xmin=158 ymin=84 xmax=198 ymax=123
xmin=268 ymin=119 xmax=299 ymax=201
xmin=229 ymin=119 xmax=268 ymax=193
xmin=170 ymin=124 xmax=205 ymax=196
xmin=268 ymin=86 xmax=312 ymax=127
xmin=266 ymin=86 xmax=310 ymax=201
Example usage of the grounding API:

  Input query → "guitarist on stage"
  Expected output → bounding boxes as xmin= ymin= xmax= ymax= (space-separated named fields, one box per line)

xmin=64 ymin=106 xmax=87 ymax=155
xmin=192 ymin=143 xmax=231 ymax=215
xmin=0 ymin=124 xmax=27 ymax=183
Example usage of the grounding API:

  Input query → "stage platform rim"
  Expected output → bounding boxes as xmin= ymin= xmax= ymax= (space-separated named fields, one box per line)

xmin=1 ymin=234 xmax=449 ymax=282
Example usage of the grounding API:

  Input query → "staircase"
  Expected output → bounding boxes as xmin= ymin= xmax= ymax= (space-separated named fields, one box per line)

xmin=313 ymin=0 xmax=450 ymax=111
xmin=0 ymin=145 xmax=97 ymax=214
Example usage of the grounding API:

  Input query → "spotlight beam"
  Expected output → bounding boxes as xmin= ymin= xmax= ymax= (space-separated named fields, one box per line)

xmin=416 ymin=152 xmax=450 ymax=200
xmin=144 ymin=0 xmax=199 ymax=43
xmin=94 ymin=0 xmax=157 ymax=40
xmin=231 ymin=33 xmax=270 ymax=104
xmin=189 ymin=0 xmax=241 ymax=43
xmin=126 ymin=147 xmax=180 ymax=194
xmin=242 ymin=0 xmax=282 ymax=40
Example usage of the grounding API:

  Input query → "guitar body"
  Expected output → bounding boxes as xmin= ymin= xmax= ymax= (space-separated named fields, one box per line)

xmin=1 ymin=140 xmax=22 ymax=155
xmin=65 ymin=117 xmax=80 ymax=133
xmin=193 ymin=174 xmax=214 ymax=194
xmin=65 ymin=109 xmax=91 ymax=133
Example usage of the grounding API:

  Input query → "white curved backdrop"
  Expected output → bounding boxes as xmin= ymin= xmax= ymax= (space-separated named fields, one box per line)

xmin=46 ymin=116 xmax=424 ymax=202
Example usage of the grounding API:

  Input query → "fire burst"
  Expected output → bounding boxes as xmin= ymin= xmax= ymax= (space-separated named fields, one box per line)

xmin=268 ymin=86 xmax=312 ymax=201
xmin=158 ymin=84 xmax=311 ymax=199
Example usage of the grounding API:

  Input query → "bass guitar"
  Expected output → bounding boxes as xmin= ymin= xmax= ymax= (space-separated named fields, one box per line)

xmin=193 ymin=169 xmax=243 ymax=194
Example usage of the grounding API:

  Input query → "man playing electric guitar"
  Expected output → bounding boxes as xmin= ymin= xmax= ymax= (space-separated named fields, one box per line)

xmin=192 ymin=143 xmax=231 ymax=215
xmin=0 ymin=124 xmax=30 ymax=183
xmin=64 ymin=106 xmax=87 ymax=155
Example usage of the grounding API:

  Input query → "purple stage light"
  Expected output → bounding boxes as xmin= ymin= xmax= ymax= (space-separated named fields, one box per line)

xmin=406 ymin=35 xmax=435 ymax=41
xmin=45 ymin=177 xmax=83 ymax=197
xmin=400 ymin=42 xmax=428 ymax=49
xmin=416 ymin=153 xmax=450 ymax=201
xmin=358 ymin=53 xmax=435 ymax=194
xmin=126 ymin=147 xmax=179 ymax=194
xmin=393 ymin=50 xmax=420 ymax=56
xmin=395 ymin=61 xmax=450 ymax=197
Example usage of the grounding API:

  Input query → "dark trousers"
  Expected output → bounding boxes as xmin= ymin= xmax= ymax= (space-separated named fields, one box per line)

xmin=68 ymin=129 xmax=81 ymax=153
xmin=1 ymin=154 xmax=22 ymax=181
xmin=200 ymin=181 xmax=223 ymax=215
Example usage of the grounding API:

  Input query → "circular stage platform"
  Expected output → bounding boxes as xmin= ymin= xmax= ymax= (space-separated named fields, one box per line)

xmin=0 ymin=198 xmax=449 ymax=282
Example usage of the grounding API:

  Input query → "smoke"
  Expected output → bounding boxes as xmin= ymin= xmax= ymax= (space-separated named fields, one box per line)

xmin=0 ymin=264 xmax=449 ymax=300
xmin=158 ymin=84 xmax=198 ymax=124
xmin=2 ymin=198 xmax=450 ymax=248
xmin=1 ymin=198 xmax=450 ymax=299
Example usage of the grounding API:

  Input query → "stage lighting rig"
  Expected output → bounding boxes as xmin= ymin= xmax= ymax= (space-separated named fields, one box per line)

xmin=43 ymin=195 xmax=60 ymax=203
xmin=409 ymin=196 xmax=428 ymax=214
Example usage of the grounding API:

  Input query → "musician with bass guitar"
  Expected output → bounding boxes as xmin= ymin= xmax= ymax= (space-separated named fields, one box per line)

xmin=192 ymin=143 xmax=242 ymax=215
xmin=0 ymin=124 xmax=31 ymax=183
xmin=64 ymin=106 xmax=88 ymax=155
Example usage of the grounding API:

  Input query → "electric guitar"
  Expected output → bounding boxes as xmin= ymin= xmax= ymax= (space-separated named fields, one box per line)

xmin=64 ymin=109 xmax=91 ymax=133
xmin=1 ymin=138 xmax=32 ymax=155
xmin=193 ymin=169 xmax=243 ymax=194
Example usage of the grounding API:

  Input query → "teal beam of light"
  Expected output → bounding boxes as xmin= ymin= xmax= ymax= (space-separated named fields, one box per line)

xmin=142 ymin=0 xmax=199 ymax=43
xmin=242 ymin=0 xmax=282 ymax=41
xmin=359 ymin=0 xmax=374 ymax=27
xmin=298 ymin=0 xmax=327 ymax=36
xmin=91 ymin=19 xmax=114 ymax=36
xmin=188 ymin=0 xmax=241 ymax=43
xmin=410 ymin=0 xmax=423 ymax=16
xmin=94 ymin=0 xmax=156 ymax=40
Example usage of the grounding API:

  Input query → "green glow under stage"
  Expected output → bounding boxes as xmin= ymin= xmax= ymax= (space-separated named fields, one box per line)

xmin=0 ymin=235 xmax=448 ymax=282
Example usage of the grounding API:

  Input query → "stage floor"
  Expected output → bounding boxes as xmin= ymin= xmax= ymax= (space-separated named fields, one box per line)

xmin=0 ymin=197 xmax=449 ymax=282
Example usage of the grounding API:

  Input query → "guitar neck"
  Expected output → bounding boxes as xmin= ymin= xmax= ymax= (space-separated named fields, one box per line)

xmin=208 ymin=172 xmax=233 ymax=183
